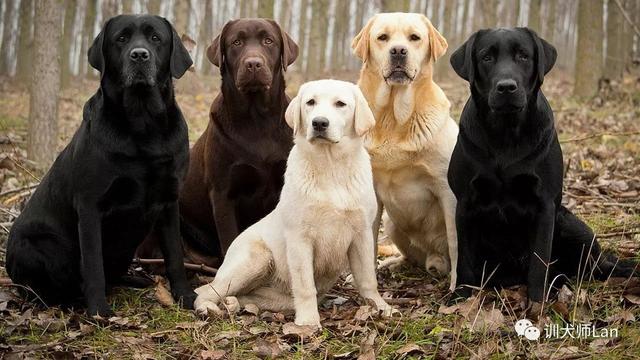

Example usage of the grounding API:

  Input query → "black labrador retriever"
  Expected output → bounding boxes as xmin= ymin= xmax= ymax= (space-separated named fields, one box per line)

xmin=448 ymin=28 xmax=637 ymax=303
xmin=6 ymin=15 xmax=196 ymax=316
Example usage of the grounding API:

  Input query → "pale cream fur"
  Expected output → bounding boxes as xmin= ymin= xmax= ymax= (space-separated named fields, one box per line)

xmin=194 ymin=80 xmax=395 ymax=328
xmin=352 ymin=13 xmax=459 ymax=290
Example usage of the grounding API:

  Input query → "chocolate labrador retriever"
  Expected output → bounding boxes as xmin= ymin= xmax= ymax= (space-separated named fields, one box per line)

xmin=178 ymin=19 xmax=298 ymax=265
xmin=448 ymin=28 xmax=638 ymax=303
xmin=5 ymin=15 xmax=196 ymax=316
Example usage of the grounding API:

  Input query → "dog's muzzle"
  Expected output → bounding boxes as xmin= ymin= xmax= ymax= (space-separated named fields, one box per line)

xmin=236 ymin=56 xmax=272 ymax=93
xmin=488 ymin=79 xmax=527 ymax=113
xmin=123 ymin=47 xmax=156 ymax=87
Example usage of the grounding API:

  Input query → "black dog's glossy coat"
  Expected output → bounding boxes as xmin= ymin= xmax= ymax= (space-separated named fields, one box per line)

xmin=448 ymin=28 xmax=637 ymax=302
xmin=6 ymin=15 xmax=196 ymax=316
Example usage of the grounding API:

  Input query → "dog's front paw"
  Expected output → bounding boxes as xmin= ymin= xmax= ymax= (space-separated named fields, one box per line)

xmin=174 ymin=289 xmax=197 ymax=310
xmin=87 ymin=301 xmax=114 ymax=318
xmin=222 ymin=296 xmax=241 ymax=314
xmin=194 ymin=296 xmax=223 ymax=317
xmin=377 ymin=303 xmax=400 ymax=318
xmin=294 ymin=312 xmax=321 ymax=330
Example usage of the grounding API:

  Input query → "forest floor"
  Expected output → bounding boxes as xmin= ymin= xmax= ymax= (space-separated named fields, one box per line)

xmin=0 ymin=70 xmax=639 ymax=359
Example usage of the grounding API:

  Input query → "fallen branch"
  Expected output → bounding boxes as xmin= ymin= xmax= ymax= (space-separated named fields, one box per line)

xmin=0 ymin=183 xmax=39 ymax=198
xmin=560 ymin=131 xmax=640 ymax=143
xmin=133 ymin=258 xmax=218 ymax=275
xmin=598 ymin=230 xmax=640 ymax=239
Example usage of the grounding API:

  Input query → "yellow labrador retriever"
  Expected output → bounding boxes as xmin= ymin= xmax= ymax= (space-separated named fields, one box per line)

xmin=352 ymin=13 xmax=458 ymax=290
xmin=194 ymin=80 xmax=395 ymax=328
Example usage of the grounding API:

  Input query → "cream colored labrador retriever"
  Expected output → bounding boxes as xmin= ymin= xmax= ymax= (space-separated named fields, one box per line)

xmin=194 ymin=80 xmax=395 ymax=328
xmin=352 ymin=13 xmax=458 ymax=290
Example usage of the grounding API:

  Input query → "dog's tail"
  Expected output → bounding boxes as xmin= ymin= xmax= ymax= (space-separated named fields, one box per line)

xmin=555 ymin=205 xmax=639 ymax=280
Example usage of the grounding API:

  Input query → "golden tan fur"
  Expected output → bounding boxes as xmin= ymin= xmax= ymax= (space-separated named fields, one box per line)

xmin=352 ymin=13 xmax=459 ymax=290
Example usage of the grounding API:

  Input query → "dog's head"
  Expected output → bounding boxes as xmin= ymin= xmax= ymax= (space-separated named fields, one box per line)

xmin=88 ymin=15 xmax=192 ymax=88
xmin=450 ymin=28 xmax=557 ymax=114
xmin=352 ymin=13 xmax=447 ymax=86
xmin=208 ymin=19 xmax=298 ymax=94
xmin=285 ymin=80 xmax=375 ymax=146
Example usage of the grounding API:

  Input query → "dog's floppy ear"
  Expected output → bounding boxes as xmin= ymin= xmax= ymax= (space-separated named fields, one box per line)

xmin=207 ymin=20 xmax=236 ymax=69
xmin=266 ymin=19 xmax=299 ymax=71
xmin=162 ymin=18 xmax=193 ymax=79
xmin=353 ymin=85 xmax=375 ymax=136
xmin=285 ymin=90 xmax=302 ymax=135
xmin=450 ymin=31 xmax=479 ymax=82
xmin=88 ymin=17 xmax=115 ymax=77
xmin=522 ymin=28 xmax=557 ymax=84
xmin=422 ymin=15 xmax=448 ymax=62
xmin=352 ymin=15 xmax=376 ymax=63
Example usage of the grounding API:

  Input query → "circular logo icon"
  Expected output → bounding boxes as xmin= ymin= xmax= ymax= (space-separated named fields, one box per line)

xmin=515 ymin=319 xmax=533 ymax=336
xmin=524 ymin=326 xmax=541 ymax=341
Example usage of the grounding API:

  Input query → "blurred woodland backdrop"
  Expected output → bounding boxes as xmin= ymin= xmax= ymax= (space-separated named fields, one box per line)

xmin=0 ymin=0 xmax=638 ymax=166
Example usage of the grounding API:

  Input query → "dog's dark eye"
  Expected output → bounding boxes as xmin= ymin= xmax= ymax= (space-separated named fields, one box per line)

xmin=306 ymin=99 xmax=316 ymax=106
xmin=264 ymin=38 xmax=273 ymax=45
xmin=116 ymin=35 xmax=127 ymax=43
xmin=335 ymin=101 xmax=346 ymax=108
xmin=233 ymin=39 xmax=242 ymax=46
xmin=409 ymin=34 xmax=421 ymax=41
xmin=517 ymin=53 xmax=528 ymax=61
xmin=151 ymin=34 xmax=160 ymax=42
xmin=482 ymin=55 xmax=493 ymax=62
xmin=377 ymin=34 xmax=388 ymax=41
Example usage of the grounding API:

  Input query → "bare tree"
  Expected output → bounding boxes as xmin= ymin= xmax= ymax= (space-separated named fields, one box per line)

xmin=528 ymin=0 xmax=542 ymax=33
xmin=258 ymin=0 xmax=275 ymax=18
xmin=575 ymin=0 xmax=603 ymax=97
xmin=605 ymin=0 xmax=624 ymax=79
xmin=16 ymin=0 xmax=35 ymax=83
xmin=0 ymin=0 xmax=18 ymax=76
xmin=61 ymin=0 xmax=77 ymax=88
xmin=29 ymin=0 xmax=64 ymax=169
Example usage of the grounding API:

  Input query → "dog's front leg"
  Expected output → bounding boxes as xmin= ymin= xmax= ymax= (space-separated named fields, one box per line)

xmin=438 ymin=189 xmax=458 ymax=291
xmin=286 ymin=231 xmax=320 ymax=328
xmin=527 ymin=204 xmax=555 ymax=303
xmin=211 ymin=189 xmax=239 ymax=255
xmin=371 ymin=195 xmax=383 ymax=264
xmin=452 ymin=203 xmax=476 ymax=300
xmin=155 ymin=202 xmax=196 ymax=309
xmin=77 ymin=204 xmax=111 ymax=317
xmin=349 ymin=230 xmax=396 ymax=317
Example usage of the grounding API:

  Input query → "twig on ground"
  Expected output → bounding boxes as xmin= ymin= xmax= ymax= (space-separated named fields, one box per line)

xmin=133 ymin=258 xmax=218 ymax=275
xmin=598 ymin=229 xmax=640 ymax=238
xmin=0 ymin=183 xmax=39 ymax=198
xmin=560 ymin=131 xmax=640 ymax=143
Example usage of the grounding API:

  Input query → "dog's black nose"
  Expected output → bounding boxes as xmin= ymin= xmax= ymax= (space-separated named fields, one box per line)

xmin=312 ymin=117 xmax=329 ymax=132
xmin=390 ymin=46 xmax=408 ymax=57
xmin=130 ymin=48 xmax=150 ymax=62
xmin=244 ymin=57 xmax=264 ymax=72
xmin=496 ymin=79 xmax=518 ymax=94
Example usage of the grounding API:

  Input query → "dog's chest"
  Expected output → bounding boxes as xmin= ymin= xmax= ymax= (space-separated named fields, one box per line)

xmin=469 ymin=171 xmax=542 ymax=220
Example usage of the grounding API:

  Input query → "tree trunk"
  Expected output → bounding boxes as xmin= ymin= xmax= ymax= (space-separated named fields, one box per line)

xmin=381 ymin=0 xmax=410 ymax=12
xmin=198 ymin=0 xmax=213 ymax=75
xmin=604 ymin=0 xmax=624 ymax=79
xmin=544 ymin=0 xmax=556 ymax=41
xmin=29 ymin=0 xmax=64 ymax=169
xmin=258 ymin=0 xmax=274 ymax=18
xmin=173 ymin=0 xmax=189 ymax=36
xmin=297 ymin=0 xmax=309 ymax=74
xmin=60 ymin=0 xmax=77 ymax=88
xmin=307 ymin=0 xmax=328 ymax=76
xmin=528 ymin=0 xmax=542 ymax=32
xmin=17 ymin=0 xmax=34 ymax=83
xmin=146 ymin=0 xmax=161 ymax=14
xmin=574 ymin=0 xmax=603 ymax=98
xmin=479 ymin=0 xmax=497 ymax=28
xmin=0 ymin=0 xmax=17 ymax=75
xmin=82 ymin=0 xmax=97 ymax=77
